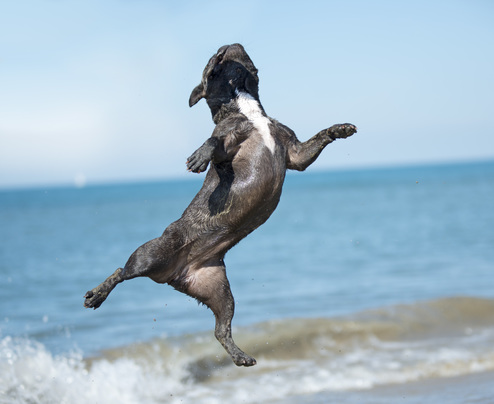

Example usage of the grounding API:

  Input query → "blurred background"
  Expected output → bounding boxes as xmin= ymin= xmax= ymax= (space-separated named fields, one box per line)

xmin=1 ymin=0 xmax=493 ymax=189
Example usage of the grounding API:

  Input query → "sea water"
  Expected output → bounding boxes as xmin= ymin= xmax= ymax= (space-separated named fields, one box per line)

xmin=1 ymin=160 xmax=494 ymax=403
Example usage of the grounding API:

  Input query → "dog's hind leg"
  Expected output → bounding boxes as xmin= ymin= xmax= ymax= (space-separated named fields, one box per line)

xmin=84 ymin=267 xmax=125 ymax=309
xmin=84 ymin=237 xmax=169 ymax=309
xmin=182 ymin=262 xmax=257 ymax=367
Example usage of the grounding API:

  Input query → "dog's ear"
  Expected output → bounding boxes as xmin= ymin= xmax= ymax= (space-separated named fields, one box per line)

xmin=189 ymin=83 xmax=205 ymax=107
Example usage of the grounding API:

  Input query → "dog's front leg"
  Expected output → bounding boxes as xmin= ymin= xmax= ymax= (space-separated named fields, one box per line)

xmin=186 ymin=137 xmax=221 ymax=173
xmin=287 ymin=123 xmax=357 ymax=171
xmin=186 ymin=119 xmax=245 ymax=173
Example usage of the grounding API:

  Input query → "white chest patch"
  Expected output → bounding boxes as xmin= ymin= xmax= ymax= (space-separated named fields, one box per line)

xmin=236 ymin=91 xmax=276 ymax=154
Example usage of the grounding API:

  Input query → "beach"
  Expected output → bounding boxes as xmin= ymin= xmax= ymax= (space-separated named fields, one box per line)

xmin=293 ymin=371 xmax=494 ymax=404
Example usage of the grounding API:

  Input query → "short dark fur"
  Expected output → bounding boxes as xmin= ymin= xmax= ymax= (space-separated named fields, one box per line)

xmin=84 ymin=44 xmax=356 ymax=366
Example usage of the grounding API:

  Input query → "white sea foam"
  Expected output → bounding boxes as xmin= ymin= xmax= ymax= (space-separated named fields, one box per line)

xmin=2 ymin=342 xmax=491 ymax=404
xmin=0 ymin=336 xmax=186 ymax=404
xmin=3 ymin=298 xmax=494 ymax=404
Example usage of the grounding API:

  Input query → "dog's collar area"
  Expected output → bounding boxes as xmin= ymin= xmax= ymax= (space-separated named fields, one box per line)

xmin=235 ymin=91 xmax=275 ymax=154
xmin=235 ymin=91 xmax=263 ymax=116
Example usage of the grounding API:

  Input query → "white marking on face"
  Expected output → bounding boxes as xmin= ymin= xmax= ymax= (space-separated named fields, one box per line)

xmin=236 ymin=91 xmax=275 ymax=154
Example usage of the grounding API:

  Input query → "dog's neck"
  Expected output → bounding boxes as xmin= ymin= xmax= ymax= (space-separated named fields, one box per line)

xmin=212 ymin=91 xmax=265 ymax=124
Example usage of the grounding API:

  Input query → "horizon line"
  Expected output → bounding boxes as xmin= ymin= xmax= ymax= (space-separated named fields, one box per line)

xmin=1 ymin=157 xmax=493 ymax=193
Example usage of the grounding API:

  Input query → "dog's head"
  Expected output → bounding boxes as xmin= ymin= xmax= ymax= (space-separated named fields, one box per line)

xmin=189 ymin=44 xmax=259 ymax=118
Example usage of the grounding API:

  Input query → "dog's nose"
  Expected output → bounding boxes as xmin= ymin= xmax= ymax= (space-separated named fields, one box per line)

xmin=216 ymin=45 xmax=230 ymax=61
xmin=218 ymin=43 xmax=244 ymax=59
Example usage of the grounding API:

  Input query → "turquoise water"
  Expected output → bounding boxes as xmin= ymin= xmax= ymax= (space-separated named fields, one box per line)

xmin=1 ymin=160 xmax=494 ymax=403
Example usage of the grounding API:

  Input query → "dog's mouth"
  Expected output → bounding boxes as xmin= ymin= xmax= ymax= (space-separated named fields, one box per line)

xmin=214 ymin=44 xmax=243 ymax=62
xmin=206 ymin=44 xmax=254 ymax=79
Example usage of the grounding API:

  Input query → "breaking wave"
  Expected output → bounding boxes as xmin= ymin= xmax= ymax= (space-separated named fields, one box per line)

xmin=2 ymin=296 xmax=494 ymax=404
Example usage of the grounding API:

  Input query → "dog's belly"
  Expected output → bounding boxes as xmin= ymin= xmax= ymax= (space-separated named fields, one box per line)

xmin=179 ymin=139 xmax=285 ymax=264
xmin=215 ymin=139 xmax=285 ymax=233
xmin=232 ymin=137 xmax=284 ymax=200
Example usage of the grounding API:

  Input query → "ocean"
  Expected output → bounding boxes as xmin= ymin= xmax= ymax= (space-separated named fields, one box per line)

xmin=1 ymin=160 xmax=494 ymax=403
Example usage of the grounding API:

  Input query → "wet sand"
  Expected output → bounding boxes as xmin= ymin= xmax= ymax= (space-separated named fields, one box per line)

xmin=276 ymin=370 xmax=494 ymax=404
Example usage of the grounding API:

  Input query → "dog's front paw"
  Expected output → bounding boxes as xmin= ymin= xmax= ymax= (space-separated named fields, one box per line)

xmin=187 ymin=139 xmax=218 ymax=173
xmin=186 ymin=150 xmax=211 ymax=173
xmin=328 ymin=123 xmax=357 ymax=140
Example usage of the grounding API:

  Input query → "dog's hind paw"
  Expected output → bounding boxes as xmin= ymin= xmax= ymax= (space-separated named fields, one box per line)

xmin=84 ymin=289 xmax=107 ymax=309
xmin=328 ymin=123 xmax=357 ymax=140
xmin=232 ymin=353 xmax=257 ymax=367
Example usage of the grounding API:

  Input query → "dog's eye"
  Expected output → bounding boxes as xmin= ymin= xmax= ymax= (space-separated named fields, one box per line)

xmin=209 ymin=66 xmax=221 ymax=81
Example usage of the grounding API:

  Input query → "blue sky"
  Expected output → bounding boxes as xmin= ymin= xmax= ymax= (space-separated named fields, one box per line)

xmin=1 ymin=0 xmax=493 ymax=188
